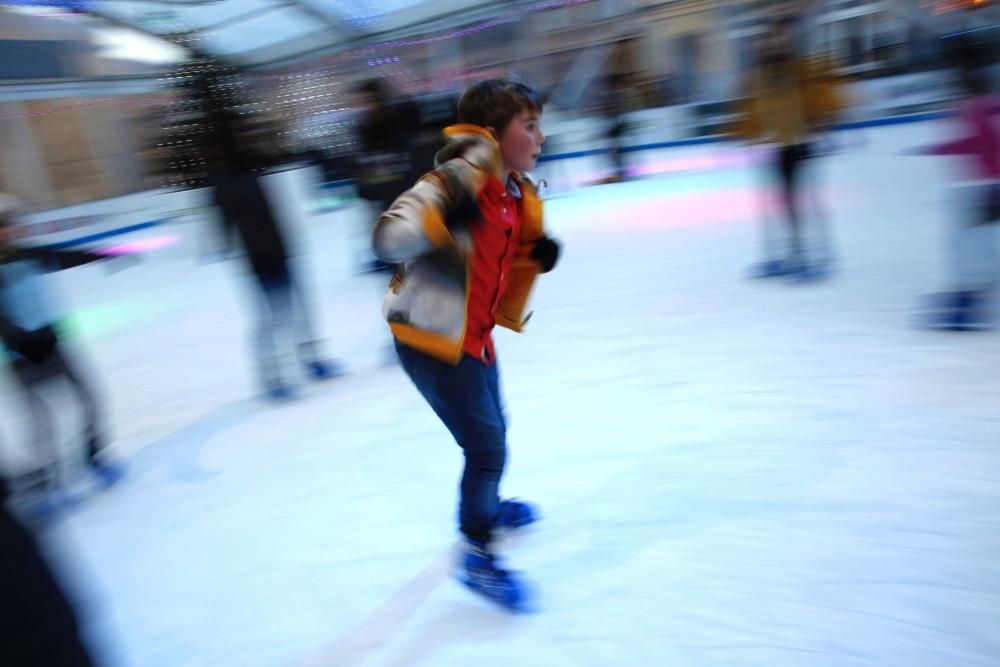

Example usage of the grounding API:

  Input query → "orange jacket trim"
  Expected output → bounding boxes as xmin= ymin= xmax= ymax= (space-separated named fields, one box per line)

xmin=390 ymin=322 xmax=464 ymax=365
xmin=495 ymin=174 xmax=544 ymax=331
xmin=444 ymin=124 xmax=499 ymax=145
xmin=421 ymin=206 xmax=453 ymax=249
xmin=389 ymin=253 xmax=473 ymax=366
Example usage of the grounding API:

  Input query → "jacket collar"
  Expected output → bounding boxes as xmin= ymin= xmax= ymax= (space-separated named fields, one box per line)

xmin=436 ymin=125 xmax=543 ymax=199
xmin=437 ymin=124 xmax=506 ymax=181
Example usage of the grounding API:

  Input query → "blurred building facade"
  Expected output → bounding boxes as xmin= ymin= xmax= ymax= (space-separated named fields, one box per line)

xmin=0 ymin=9 xmax=167 ymax=209
xmin=0 ymin=0 xmax=996 ymax=209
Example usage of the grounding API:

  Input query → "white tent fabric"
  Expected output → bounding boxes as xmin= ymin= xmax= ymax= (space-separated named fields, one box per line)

xmin=86 ymin=0 xmax=494 ymax=65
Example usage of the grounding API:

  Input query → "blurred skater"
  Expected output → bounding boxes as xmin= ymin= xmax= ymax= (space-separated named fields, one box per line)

xmin=203 ymin=114 xmax=342 ymax=399
xmin=914 ymin=35 xmax=1000 ymax=330
xmin=735 ymin=17 xmax=846 ymax=280
xmin=0 ymin=195 xmax=131 ymax=515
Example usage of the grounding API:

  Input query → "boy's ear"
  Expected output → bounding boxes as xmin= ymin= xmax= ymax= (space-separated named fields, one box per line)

xmin=484 ymin=126 xmax=499 ymax=141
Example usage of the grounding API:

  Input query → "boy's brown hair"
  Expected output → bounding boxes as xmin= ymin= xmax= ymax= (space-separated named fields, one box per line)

xmin=457 ymin=79 xmax=542 ymax=136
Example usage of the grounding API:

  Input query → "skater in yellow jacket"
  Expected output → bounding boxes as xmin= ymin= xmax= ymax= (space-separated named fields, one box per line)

xmin=735 ymin=17 xmax=846 ymax=280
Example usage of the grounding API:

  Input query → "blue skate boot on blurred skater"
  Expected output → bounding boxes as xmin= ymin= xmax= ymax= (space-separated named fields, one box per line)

xmin=458 ymin=539 xmax=532 ymax=612
xmin=494 ymin=498 xmax=538 ymax=529
xmin=924 ymin=290 xmax=992 ymax=331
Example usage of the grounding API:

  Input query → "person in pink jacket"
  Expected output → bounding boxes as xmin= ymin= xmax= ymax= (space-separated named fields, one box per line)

xmin=916 ymin=38 xmax=1000 ymax=330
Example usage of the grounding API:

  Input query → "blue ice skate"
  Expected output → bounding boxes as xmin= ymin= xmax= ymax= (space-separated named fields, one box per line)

xmin=85 ymin=436 xmax=126 ymax=488
xmin=494 ymin=499 xmax=538 ymax=529
xmin=264 ymin=384 xmax=297 ymax=401
xmin=88 ymin=458 xmax=126 ymax=488
xmin=23 ymin=488 xmax=79 ymax=523
xmin=305 ymin=359 xmax=344 ymax=381
xmin=750 ymin=259 xmax=796 ymax=278
xmin=459 ymin=540 xmax=531 ymax=612
xmin=925 ymin=291 xmax=991 ymax=331
xmin=788 ymin=262 xmax=831 ymax=283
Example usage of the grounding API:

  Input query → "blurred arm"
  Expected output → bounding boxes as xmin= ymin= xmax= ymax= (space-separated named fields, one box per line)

xmin=923 ymin=135 xmax=983 ymax=156
xmin=920 ymin=102 xmax=998 ymax=156
xmin=372 ymin=158 xmax=483 ymax=264
xmin=16 ymin=247 xmax=107 ymax=271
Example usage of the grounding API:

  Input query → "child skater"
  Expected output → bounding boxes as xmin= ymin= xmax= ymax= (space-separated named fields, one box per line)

xmin=372 ymin=80 xmax=561 ymax=611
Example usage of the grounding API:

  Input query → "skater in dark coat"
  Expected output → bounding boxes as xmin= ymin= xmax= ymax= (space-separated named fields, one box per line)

xmin=203 ymin=114 xmax=340 ymax=399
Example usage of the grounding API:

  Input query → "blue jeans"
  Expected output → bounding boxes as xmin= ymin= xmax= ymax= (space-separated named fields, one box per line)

xmin=394 ymin=339 xmax=507 ymax=545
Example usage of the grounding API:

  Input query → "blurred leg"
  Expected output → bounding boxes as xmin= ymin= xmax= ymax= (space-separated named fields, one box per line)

xmin=51 ymin=347 xmax=104 ymax=461
xmin=256 ymin=274 xmax=289 ymax=391
xmin=10 ymin=358 xmax=59 ymax=489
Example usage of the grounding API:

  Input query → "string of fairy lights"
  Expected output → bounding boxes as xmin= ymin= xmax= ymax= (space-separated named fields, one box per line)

xmin=156 ymin=28 xmax=245 ymax=189
xmin=252 ymin=1 xmax=595 ymax=162
xmin=147 ymin=1 xmax=597 ymax=186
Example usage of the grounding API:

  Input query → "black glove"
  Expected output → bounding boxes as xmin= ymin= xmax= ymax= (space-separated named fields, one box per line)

xmin=444 ymin=188 xmax=481 ymax=232
xmin=530 ymin=236 xmax=560 ymax=273
xmin=15 ymin=327 xmax=58 ymax=365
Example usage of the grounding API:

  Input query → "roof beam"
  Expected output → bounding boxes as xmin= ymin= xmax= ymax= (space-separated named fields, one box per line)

xmin=279 ymin=0 xmax=355 ymax=34
xmin=247 ymin=0 xmax=541 ymax=69
xmin=197 ymin=1 xmax=298 ymax=33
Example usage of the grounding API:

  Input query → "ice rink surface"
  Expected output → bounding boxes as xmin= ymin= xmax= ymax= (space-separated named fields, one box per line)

xmin=2 ymin=119 xmax=999 ymax=667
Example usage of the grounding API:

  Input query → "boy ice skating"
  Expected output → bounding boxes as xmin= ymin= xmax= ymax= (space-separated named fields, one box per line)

xmin=372 ymin=79 xmax=560 ymax=611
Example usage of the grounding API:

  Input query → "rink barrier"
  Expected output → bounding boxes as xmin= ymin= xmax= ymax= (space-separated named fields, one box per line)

xmin=535 ymin=110 xmax=952 ymax=162
xmin=836 ymin=110 xmax=951 ymax=129
xmin=38 ymin=219 xmax=168 ymax=249
xmin=41 ymin=109 xmax=954 ymax=248
xmin=320 ymin=109 xmax=953 ymax=182
xmin=539 ymin=135 xmax=732 ymax=162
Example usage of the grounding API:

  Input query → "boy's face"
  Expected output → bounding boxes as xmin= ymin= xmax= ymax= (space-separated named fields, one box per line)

xmin=495 ymin=108 xmax=544 ymax=173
